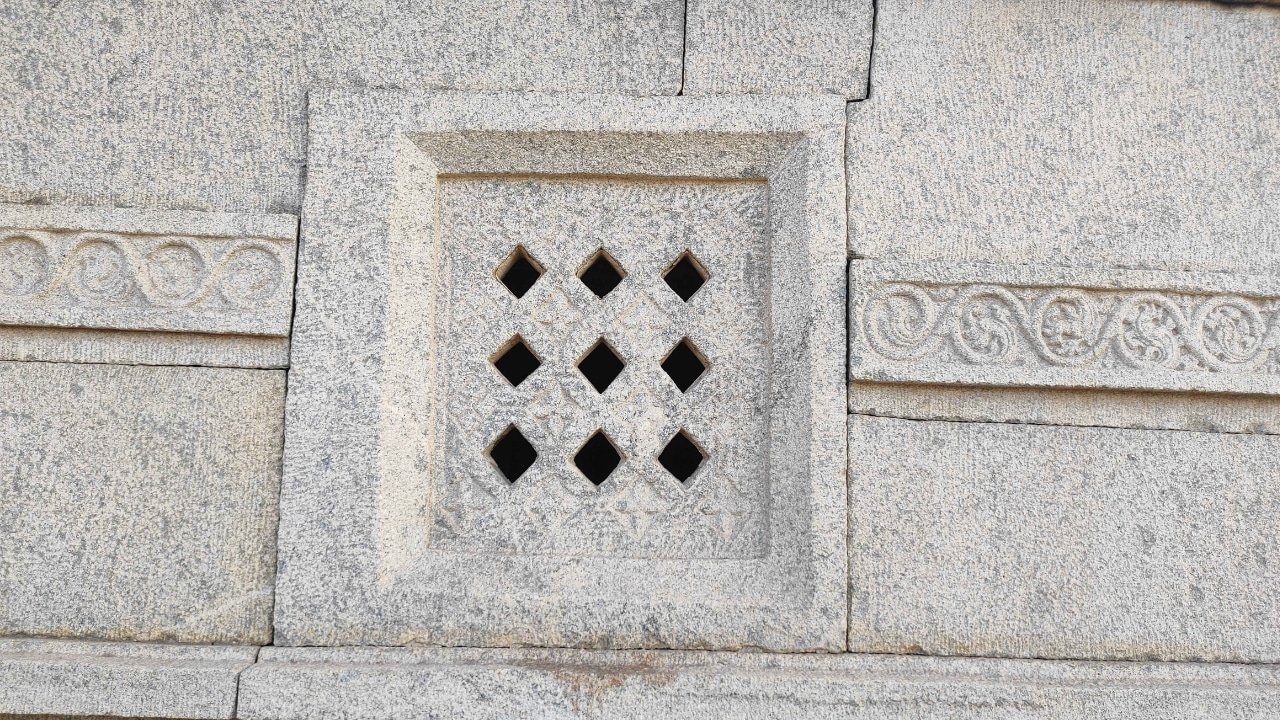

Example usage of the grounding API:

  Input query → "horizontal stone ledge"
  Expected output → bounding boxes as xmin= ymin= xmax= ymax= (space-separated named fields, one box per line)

xmin=850 ymin=260 xmax=1280 ymax=397
xmin=0 ymin=638 xmax=257 ymax=719
xmin=238 ymin=646 xmax=1280 ymax=719
xmin=0 ymin=203 xmax=298 ymax=356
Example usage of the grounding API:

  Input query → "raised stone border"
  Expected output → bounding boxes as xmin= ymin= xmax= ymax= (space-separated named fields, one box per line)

xmin=0 ymin=203 xmax=298 ymax=368
xmin=0 ymin=638 xmax=256 ymax=719
xmin=277 ymin=91 xmax=847 ymax=650
xmin=850 ymin=260 xmax=1280 ymax=396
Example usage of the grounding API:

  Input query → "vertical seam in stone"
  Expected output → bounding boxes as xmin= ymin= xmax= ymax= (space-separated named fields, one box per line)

xmin=678 ymin=0 xmax=690 ymax=95
xmin=863 ymin=0 xmax=879 ymax=100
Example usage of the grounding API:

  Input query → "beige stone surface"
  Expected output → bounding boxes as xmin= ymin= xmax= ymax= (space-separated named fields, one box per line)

xmin=849 ymin=414 xmax=1280 ymax=663
xmin=0 ymin=638 xmax=255 ymax=719
xmin=277 ymin=91 xmax=847 ymax=650
xmin=851 ymin=382 xmax=1280 ymax=435
xmin=684 ymin=0 xmax=874 ymax=99
xmin=240 ymin=646 xmax=1280 ymax=719
xmin=849 ymin=260 xmax=1280 ymax=396
xmin=848 ymin=0 xmax=1280 ymax=275
xmin=0 ymin=361 xmax=284 ymax=644
xmin=0 ymin=0 xmax=684 ymax=215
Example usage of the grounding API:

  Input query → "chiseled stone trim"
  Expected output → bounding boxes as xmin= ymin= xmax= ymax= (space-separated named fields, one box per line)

xmin=0 ymin=638 xmax=256 ymax=719
xmin=278 ymin=91 xmax=847 ymax=651
xmin=0 ymin=203 xmax=297 ymax=337
xmin=850 ymin=260 xmax=1280 ymax=396
xmin=237 ymin=646 xmax=1280 ymax=719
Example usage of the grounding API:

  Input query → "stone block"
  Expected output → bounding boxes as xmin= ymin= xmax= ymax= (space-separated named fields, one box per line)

xmin=0 ymin=361 xmax=284 ymax=644
xmin=0 ymin=203 xmax=296 ymax=368
xmin=848 ymin=0 xmax=1280 ymax=275
xmin=0 ymin=1 xmax=684 ymax=215
xmin=0 ymin=638 xmax=255 ymax=719
xmin=684 ymin=0 xmax=874 ymax=99
xmin=849 ymin=382 xmax=1280 ymax=436
xmin=277 ymin=91 xmax=847 ymax=650
xmin=848 ymin=414 xmax=1280 ymax=662
xmin=849 ymin=260 xmax=1280 ymax=396
xmin=238 ymin=646 xmax=1280 ymax=719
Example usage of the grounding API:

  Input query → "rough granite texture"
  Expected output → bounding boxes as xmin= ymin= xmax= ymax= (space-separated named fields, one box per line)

xmin=850 ymin=382 xmax=1280 ymax=436
xmin=0 ymin=203 xmax=297 ymax=367
xmin=848 ymin=0 xmax=1280 ymax=275
xmin=239 ymin=646 xmax=1280 ymax=720
xmin=684 ymin=0 xmax=875 ymax=99
xmin=0 ymin=0 xmax=684 ymax=215
xmin=0 ymin=361 xmax=284 ymax=644
xmin=849 ymin=260 xmax=1280 ymax=396
xmin=848 ymin=414 xmax=1280 ymax=663
xmin=276 ymin=91 xmax=848 ymax=650
xmin=0 ymin=638 xmax=255 ymax=719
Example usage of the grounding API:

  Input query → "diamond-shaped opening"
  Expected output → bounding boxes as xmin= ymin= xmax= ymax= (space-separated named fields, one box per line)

xmin=487 ymin=425 xmax=537 ymax=483
xmin=658 ymin=430 xmax=706 ymax=484
xmin=661 ymin=338 xmax=708 ymax=393
xmin=495 ymin=246 xmax=544 ymax=298
xmin=577 ymin=338 xmax=625 ymax=393
xmin=577 ymin=249 xmax=626 ymax=298
xmin=491 ymin=335 xmax=542 ymax=387
xmin=662 ymin=251 xmax=708 ymax=302
xmin=574 ymin=430 xmax=622 ymax=486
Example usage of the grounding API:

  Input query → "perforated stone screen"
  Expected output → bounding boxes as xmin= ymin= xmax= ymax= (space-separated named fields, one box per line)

xmin=278 ymin=92 xmax=846 ymax=650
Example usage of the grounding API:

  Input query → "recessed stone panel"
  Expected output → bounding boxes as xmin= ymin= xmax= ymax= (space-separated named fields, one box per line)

xmin=278 ymin=91 xmax=847 ymax=650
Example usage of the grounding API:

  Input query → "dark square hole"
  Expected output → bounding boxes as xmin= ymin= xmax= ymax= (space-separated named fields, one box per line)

xmin=488 ymin=425 xmax=537 ymax=482
xmin=661 ymin=338 xmax=707 ymax=393
xmin=492 ymin=336 xmax=541 ymax=387
xmin=574 ymin=430 xmax=621 ymax=486
xmin=662 ymin=252 xmax=708 ymax=302
xmin=497 ymin=246 xmax=543 ymax=298
xmin=658 ymin=431 xmax=705 ymax=483
xmin=578 ymin=250 xmax=625 ymax=298
xmin=577 ymin=339 xmax=625 ymax=393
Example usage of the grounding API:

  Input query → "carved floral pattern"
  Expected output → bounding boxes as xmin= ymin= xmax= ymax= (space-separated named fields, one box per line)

xmin=861 ymin=282 xmax=1280 ymax=374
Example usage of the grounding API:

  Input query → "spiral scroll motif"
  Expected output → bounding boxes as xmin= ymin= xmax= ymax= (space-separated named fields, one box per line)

xmin=862 ymin=283 xmax=942 ymax=360
xmin=858 ymin=281 xmax=1279 ymax=377
xmin=0 ymin=235 xmax=50 ymax=296
xmin=66 ymin=239 xmax=133 ymax=303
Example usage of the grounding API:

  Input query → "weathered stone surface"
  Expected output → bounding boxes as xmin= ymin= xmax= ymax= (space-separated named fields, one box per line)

xmin=0 ymin=361 xmax=284 ymax=644
xmin=239 ymin=646 xmax=1280 ymax=719
xmin=684 ymin=0 xmax=874 ymax=99
xmin=0 ymin=203 xmax=296 ymax=367
xmin=0 ymin=1 xmax=684 ymax=215
xmin=848 ymin=0 xmax=1280 ymax=275
xmin=849 ymin=260 xmax=1280 ymax=395
xmin=850 ymin=382 xmax=1280 ymax=436
xmin=848 ymin=414 xmax=1280 ymax=663
xmin=277 ymin=91 xmax=847 ymax=649
xmin=0 ymin=638 xmax=255 ymax=719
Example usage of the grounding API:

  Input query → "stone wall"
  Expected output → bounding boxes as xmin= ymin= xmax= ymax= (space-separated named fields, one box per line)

xmin=2 ymin=1 xmax=1279 ymax=717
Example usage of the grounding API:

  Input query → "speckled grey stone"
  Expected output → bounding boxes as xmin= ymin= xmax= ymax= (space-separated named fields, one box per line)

xmin=849 ymin=260 xmax=1280 ymax=396
xmin=848 ymin=414 xmax=1280 ymax=663
xmin=0 ymin=0 xmax=684 ymax=215
xmin=239 ymin=646 xmax=1280 ymax=719
xmin=684 ymin=0 xmax=874 ymax=99
xmin=0 ymin=203 xmax=297 ymax=367
xmin=277 ymin=91 xmax=847 ymax=650
xmin=0 ymin=361 xmax=284 ymax=644
xmin=850 ymin=382 xmax=1280 ymax=436
xmin=0 ymin=638 xmax=255 ymax=719
xmin=848 ymin=0 xmax=1280 ymax=275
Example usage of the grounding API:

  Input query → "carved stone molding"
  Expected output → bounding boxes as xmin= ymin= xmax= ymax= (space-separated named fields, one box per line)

xmin=0 ymin=204 xmax=297 ymax=367
xmin=850 ymin=261 xmax=1280 ymax=396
